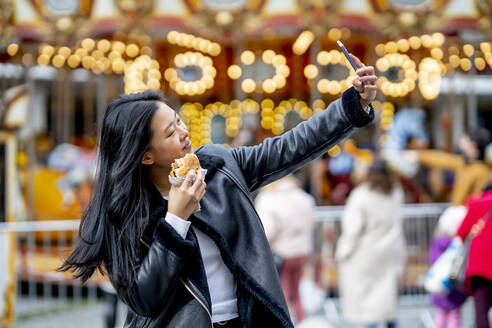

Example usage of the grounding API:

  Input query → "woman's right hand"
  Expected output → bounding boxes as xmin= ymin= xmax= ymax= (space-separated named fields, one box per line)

xmin=168 ymin=170 xmax=206 ymax=220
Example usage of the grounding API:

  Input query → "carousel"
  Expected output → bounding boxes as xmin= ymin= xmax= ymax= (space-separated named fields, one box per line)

xmin=1 ymin=0 xmax=492 ymax=324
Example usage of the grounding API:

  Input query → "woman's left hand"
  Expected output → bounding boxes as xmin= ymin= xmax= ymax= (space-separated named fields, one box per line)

xmin=350 ymin=54 xmax=378 ymax=109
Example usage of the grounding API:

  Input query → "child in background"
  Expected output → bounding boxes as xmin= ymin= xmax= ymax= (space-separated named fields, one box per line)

xmin=429 ymin=206 xmax=468 ymax=328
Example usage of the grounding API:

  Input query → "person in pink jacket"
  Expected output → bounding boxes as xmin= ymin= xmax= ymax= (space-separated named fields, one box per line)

xmin=456 ymin=189 xmax=492 ymax=328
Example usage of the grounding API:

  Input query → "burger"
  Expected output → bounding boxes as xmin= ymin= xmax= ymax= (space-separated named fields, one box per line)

xmin=170 ymin=153 xmax=202 ymax=178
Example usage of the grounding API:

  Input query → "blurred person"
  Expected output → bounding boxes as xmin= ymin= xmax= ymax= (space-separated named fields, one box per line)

xmin=59 ymin=55 xmax=377 ymax=328
xmin=456 ymin=187 xmax=492 ymax=328
xmin=405 ymin=127 xmax=491 ymax=205
xmin=336 ymin=159 xmax=405 ymax=328
xmin=255 ymin=174 xmax=315 ymax=323
xmin=428 ymin=206 xmax=468 ymax=328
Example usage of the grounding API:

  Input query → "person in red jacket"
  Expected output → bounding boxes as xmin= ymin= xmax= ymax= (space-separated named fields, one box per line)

xmin=456 ymin=190 xmax=492 ymax=328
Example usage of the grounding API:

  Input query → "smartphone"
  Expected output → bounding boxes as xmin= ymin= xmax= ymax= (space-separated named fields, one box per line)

xmin=337 ymin=40 xmax=365 ymax=85
xmin=337 ymin=40 xmax=359 ymax=71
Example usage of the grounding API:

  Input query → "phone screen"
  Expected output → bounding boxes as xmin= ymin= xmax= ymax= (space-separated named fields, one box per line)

xmin=337 ymin=40 xmax=359 ymax=72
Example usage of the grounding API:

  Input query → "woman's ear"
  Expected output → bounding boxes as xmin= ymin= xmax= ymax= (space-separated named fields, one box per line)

xmin=141 ymin=152 xmax=154 ymax=165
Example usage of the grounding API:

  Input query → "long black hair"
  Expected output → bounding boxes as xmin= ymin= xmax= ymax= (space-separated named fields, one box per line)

xmin=59 ymin=90 xmax=165 ymax=289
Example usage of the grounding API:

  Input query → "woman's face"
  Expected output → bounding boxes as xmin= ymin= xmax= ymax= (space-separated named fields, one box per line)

xmin=143 ymin=102 xmax=192 ymax=171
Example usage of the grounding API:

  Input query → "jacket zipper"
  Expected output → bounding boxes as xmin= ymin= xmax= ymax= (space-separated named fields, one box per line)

xmin=142 ymin=317 xmax=152 ymax=328
xmin=180 ymin=278 xmax=213 ymax=328
xmin=217 ymin=168 xmax=264 ymax=230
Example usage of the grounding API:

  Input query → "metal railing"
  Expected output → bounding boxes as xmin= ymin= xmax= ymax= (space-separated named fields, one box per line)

xmin=313 ymin=203 xmax=449 ymax=300
xmin=0 ymin=219 xmax=101 ymax=323
xmin=0 ymin=202 xmax=449 ymax=324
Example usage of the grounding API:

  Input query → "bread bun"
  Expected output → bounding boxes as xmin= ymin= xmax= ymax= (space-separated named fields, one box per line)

xmin=170 ymin=153 xmax=202 ymax=177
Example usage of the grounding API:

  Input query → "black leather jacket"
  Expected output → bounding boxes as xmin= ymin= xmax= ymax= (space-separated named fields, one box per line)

xmin=120 ymin=88 xmax=374 ymax=328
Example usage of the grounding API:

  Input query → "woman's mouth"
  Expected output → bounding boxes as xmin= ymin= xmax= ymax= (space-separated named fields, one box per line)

xmin=184 ymin=140 xmax=192 ymax=149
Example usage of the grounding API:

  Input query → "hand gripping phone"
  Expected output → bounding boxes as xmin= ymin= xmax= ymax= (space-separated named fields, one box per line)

xmin=337 ymin=40 xmax=366 ymax=85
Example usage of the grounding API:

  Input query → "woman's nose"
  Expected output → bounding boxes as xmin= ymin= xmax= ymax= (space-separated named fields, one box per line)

xmin=179 ymin=125 xmax=189 ymax=139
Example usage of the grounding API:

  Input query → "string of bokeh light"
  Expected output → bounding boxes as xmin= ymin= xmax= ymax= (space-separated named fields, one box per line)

xmin=164 ymin=51 xmax=216 ymax=96
xmin=376 ymin=53 xmax=417 ymax=98
xmin=166 ymin=31 xmax=221 ymax=57
xmin=302 ymin=50 xmax=357 ymax=95
xmin=228 ymin=49 xmax=290 ymax=94
xmin=180 ymin=98 xmax=326 ymax=146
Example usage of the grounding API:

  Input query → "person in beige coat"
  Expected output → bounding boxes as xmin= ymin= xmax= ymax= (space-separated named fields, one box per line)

xmin=336 ymin=160 xmax=406 ymax=328
xmin=255 ymin=175 xmax=315 ymax=323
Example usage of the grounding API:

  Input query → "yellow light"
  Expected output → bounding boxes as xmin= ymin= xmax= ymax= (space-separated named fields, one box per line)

xmin=199 ymin=56 xmax=213 ymax=68
xmin=140 ymin=46 xmax=152 ymax=56
xmin=148 ymin=69 xmax=162 ymax=80
xmin=82 ymin=56 xmax=95 ymax=69
xmin=317 ymin=79 xmax=329 ymax=93
xmin=376 ymin=58 xmax=390 ymax=72
xmin=203 ymin=66 xmax=216 ymax=78
xmin=460 ymin=58 xmax=472 ymax=71
xmin=202 ymin=75 xmax=214 ymax=89
xmin=262 ymin=50 xmax=275 ymax=64
xmin=165 ymin=68 xmax=177 ymax=81
xmin=75 ymin=48 xmax=88 ymax=58
xmin=262 ymin=79 xmax=276 ymax=93
xmin=420 ymin=34 xmax=433 ymax=48
xmin=147 ymin=78 xmax=160 ymax=90
xmin=448 ymin=46 xmax=459 ymax=56
xmin=409 ymin=36 xmax=421 ymax=49
xmin=262 ymin=99 xmax=274 ymax=108
xmin=97 ymin=39 xmax=111 ymax=53
xmin=273 ymin=74 xmax=286 ymax=88
xmin=292 ymin=30 xmax=314 ymax=55
xmin=7 ymin=44 xmax=19 ymax=56
xmin=272 ymin=123 xmax=284 ymax=135
xmin=272 ymin=55 xmax=286 ymax=67
xmin=241 ymin=79 xmax=256 ymax=93
xmin=209 ymin=43 xmax=221 ymax=56
xmin=317 ymin=51 xmax=330 ymax=65
xmin=112 ymin=41 xmax=126 ymax=54
xmin=385 ymin=42 xmax=398 ymax=53
xmin=430 ymin=48 xmax=443 ymax=60
xmin=375 ymin=44 xmax=386 ymax=57
xmin=475 ymin=57 xmax=486 ymax=71
xmin=37 ymin=54 xmax=50 ymax=66
xmin=126 ymin=44 xmax=139 ymax=58
xmin=276 ymin=65 xmax=290 ymax=77
xmin=327 ymin=28 xmax=341 ymax=41
xmin=432 ymin=32 xmax=445 ymax=47
xmin=67 ymin=55 xmax=81 ymax=68
xmin=81 ymin=38 xmax=95 ymax=51
xmin=240 ymin=51 xmax=255 ymax=65
xmin=304 ymin=64 xmax=318 ymax=79
xmin=227 ymin=65 xmax=242 ymax=79
xmin=52 ymin=54 xmax=65 ymax=68
xmin=112 ymin=58 xmax=125 ymax=74
xmin=449 ymin=55 xmax=460 ymax=68
xmin=463 ymin=44 xmax=474 ymax=57
xmin=91 ymin=50 xmax=103 ymax=59
xmin=397 ymin=39 xmax=410 ymax=52
xmin=480 ymin=42 xmax=491 ymax=54
xmin=41 ymin=45 xmax=55 ymax=57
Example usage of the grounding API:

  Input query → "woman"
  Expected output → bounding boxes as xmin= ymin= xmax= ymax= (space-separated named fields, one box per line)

xmin=60 ymin=55 xmax=376 ymax=328
xmin=255 ymin=174 xmax=316 ymax=323
xmin=407 ymin=127 xmax=491 ymax=205
xmin=336 ymin=159 xmax=406 ymax=328
xmin=456 ymin=189 xmax=492 ymax=328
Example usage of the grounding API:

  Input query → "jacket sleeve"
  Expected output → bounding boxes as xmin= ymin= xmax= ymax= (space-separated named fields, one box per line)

xmin=231 ymin=87 xmax=374 ymax=192
xmin=116 ymin=217 xmax=197 ymax=317
xmin=417 ymin=150 xmax=464 ymax=171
